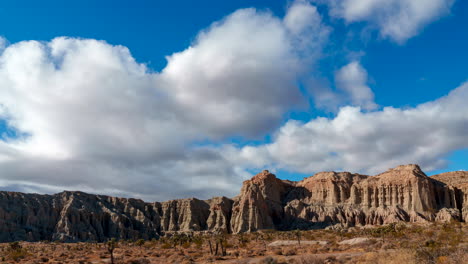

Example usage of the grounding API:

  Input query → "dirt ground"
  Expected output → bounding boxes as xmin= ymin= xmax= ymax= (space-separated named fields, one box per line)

xmin=0 ymin=222 xmax=466 ymax=264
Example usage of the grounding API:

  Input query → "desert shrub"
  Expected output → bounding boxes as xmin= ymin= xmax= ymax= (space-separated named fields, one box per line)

xmin=192 ymin=235 xmax=203 ymax=248
xmin=259 ymin=229 xmax=277 ymax=241
xmin=239 ymin=242 xmax=248 ymax=248
xmin=126 ymin=258 xmax=150 ymax=264
xmin=410 ymin=225 xmax=424 ymax=234
xmin=273 ymin=248 xmax=283 ymax=255
xmin=135 ymin=239 xmax=145 ymax=247
xmin=357 ymin=250 xmax=414 ymax=264
xmin=181 ymin=241 xmax=191 ymax=248
xmin=8 ymin=249 xmax=28 ymax=261
xmin=415 ymin=246 xmax=443 ymax=263
xmin=161 ymin=242 xmax=172 ymax=249
xmin=231 ymin=250 xmax=240 ymax=257
xmin=238 ymin=232 xmax=251 ymax=245
xmin=413 ymin=240 xmax=456 ymax=264
xmin=424 ymin=230 xmax=435 ymax=238
xmin=442 ymin=222 xmax=457 ymax=233
xmin=424 ymin=239 xmax=439 ymax=248
xmin=6 ymin=242 xmax=29 ymax=261
xmin=381 ymin=242 xmax=394 ymax=250
xmin=369 ymin=224 xmax=398 ymax=239
xmin=282 ymin=247 xmax=296 ymax=256
xmin=9 ymin=241 xmax=21 ymax=251
xmin=261 ymin=256 xmax=278 ymax=264
xmin=343 ymin=231 xmax=354 ymax=238
xmin=308 ymin=246 xmax=319 ymax=254
xmin=295 ymin=255 xmax=326 ymax=264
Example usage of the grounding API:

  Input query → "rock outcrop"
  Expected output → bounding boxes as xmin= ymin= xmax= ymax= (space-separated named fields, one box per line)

xmin=431 ymin=171 xmax=468 ymax=222
xmin=0 ymin=165 xmax=467 ymax=242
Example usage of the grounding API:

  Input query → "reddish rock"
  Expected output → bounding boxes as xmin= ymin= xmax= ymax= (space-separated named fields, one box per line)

xmin=0 ymin=165 xmax=467 ymax=240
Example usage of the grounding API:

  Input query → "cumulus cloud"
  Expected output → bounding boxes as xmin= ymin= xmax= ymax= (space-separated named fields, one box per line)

xmin=162 ymin=5 xmax=329 ymax=137
xmin=319 ymin=0 xmax=455 ymax=43
xmin=305 ymin=61 xmax=377 ymax=112
xmin=0 ymin=2 xmax=330 ymax=200
xmin=228 ymin=82 xmax=468 ymax=175
xmin=283 ymin=0 xmax=331 ymax=62
xmin=0 ymin=38 xmax=203 ymax=200
xmin=335 ymin=61 xmax=377 ymax=110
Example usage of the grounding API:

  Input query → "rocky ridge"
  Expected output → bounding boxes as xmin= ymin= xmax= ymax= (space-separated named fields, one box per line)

xmin=0 ymin=164 xmax=467 ymax=242
xmin=431 ymin=171 xmax=468 ymax=224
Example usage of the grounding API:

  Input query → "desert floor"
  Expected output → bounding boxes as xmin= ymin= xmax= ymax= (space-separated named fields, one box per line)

xmin=1 ymin=222 xmax=466 ymax=264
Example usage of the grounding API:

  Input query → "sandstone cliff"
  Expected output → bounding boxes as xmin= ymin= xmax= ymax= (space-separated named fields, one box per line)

xmin=0 ymin=165 xmax=466 ymax=242
xmin=431 ymin=171 xmax=468 ymax=222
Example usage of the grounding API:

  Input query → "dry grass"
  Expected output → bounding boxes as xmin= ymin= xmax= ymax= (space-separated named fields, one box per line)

xmin=0 ymin=222 xmax=465 ymax=263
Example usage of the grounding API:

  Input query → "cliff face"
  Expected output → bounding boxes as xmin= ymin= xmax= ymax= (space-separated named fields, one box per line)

xmin=0 ymin=165 xmax=467 ymax=241
xmin=431 ymin=171 xmax=468 ymax=222
xmin=280 ymin=165 xmax=461 ymax=229
xmin=0 ymin=191 xmax=162 ymax=242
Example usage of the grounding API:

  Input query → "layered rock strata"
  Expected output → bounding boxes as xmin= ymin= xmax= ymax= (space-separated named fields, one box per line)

xmin=431 ymin=171 xmax=468 ymax=222
xmin=0 ymin=164 xmax=466 ymax=242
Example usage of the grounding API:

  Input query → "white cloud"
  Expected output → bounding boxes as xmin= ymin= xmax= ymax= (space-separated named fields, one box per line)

xmin=320 ymin=0 xmax=455 ymax=43
xmin=161 ymin=5 xmax=329 ymax=137
xmin=335 ymin=61 xmax=377 ymax=110
xmin=0 ymin=38 xmax=187 ymax=161
xmin=229 ymin=82 xmax=468 ymax=175
xmin=284 ymin=0 xmax=331 ymax=62
xmin=304 ymin=61 xmax=377 ymax=112
xmin=0 ymin=2 xmax=330 ymax=201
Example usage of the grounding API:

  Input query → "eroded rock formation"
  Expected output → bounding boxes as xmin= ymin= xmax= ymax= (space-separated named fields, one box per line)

xmin=0 ymin=165 xmax=467 ymax=242
xmin=431 ymin=171 xmax=468 ymax=222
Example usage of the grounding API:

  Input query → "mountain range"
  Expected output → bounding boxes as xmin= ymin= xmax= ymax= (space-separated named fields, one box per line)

xmin=0 ymin=164 xmax=466 ymax=242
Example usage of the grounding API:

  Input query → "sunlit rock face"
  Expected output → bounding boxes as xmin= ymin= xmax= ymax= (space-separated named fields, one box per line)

xmin=0 ymin=165 xmax=467 ymax=241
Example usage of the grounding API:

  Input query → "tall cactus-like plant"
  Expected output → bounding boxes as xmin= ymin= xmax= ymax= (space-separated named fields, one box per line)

xmin=294 ymin=229 xmax=302 ymax=245
xmin=107 ymin=238 xmax=118 ymax=264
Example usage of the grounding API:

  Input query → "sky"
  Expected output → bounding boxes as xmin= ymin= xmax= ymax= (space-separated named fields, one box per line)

xmin=0 ymin=0 xmax=467 ymax=201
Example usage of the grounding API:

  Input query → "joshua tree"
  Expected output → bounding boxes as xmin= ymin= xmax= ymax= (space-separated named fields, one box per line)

xmin=106 ymin=238 xmax=117 ymax=264
xmin=207 ymin=236 xmax=214 ymax=255
xmin=219 ymin=233 xmax=227 ymax=256
xmin=293 ymin=229 xmax=302 ymax=245
xmin=337 ymin=227 xmax=344 ymax=241
xmin=208 ymin=232 xmax=227 ymax=256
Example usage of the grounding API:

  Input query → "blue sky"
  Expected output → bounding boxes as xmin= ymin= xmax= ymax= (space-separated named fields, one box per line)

xmin=0 ymin=0 xmax=466 ymax=199
xmin=0 ymin=0 xmax=287 ymax=69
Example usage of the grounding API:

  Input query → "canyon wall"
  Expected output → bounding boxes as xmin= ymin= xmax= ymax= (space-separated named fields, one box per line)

xmin=0 ymin=164 xmax=466 ymax=242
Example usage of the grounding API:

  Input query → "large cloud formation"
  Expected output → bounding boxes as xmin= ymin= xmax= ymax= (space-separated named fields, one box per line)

xmin=0 ymin=3 xmax=329 ymax=201
xmin=230 ymin=82 xmax=468 ymax=175
xmin=335 ymin=61 xmax=377 ymax=110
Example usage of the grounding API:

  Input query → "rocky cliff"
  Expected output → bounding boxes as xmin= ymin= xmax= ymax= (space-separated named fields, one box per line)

xmin=0 ymin=164 xmax=466 ymax=242
xmin=431 ymin=171 xmax=468 ymax=222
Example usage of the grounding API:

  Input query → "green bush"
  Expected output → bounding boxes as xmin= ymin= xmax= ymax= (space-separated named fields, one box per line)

xmin=135 ymin=239 xmax=145 ymax=247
